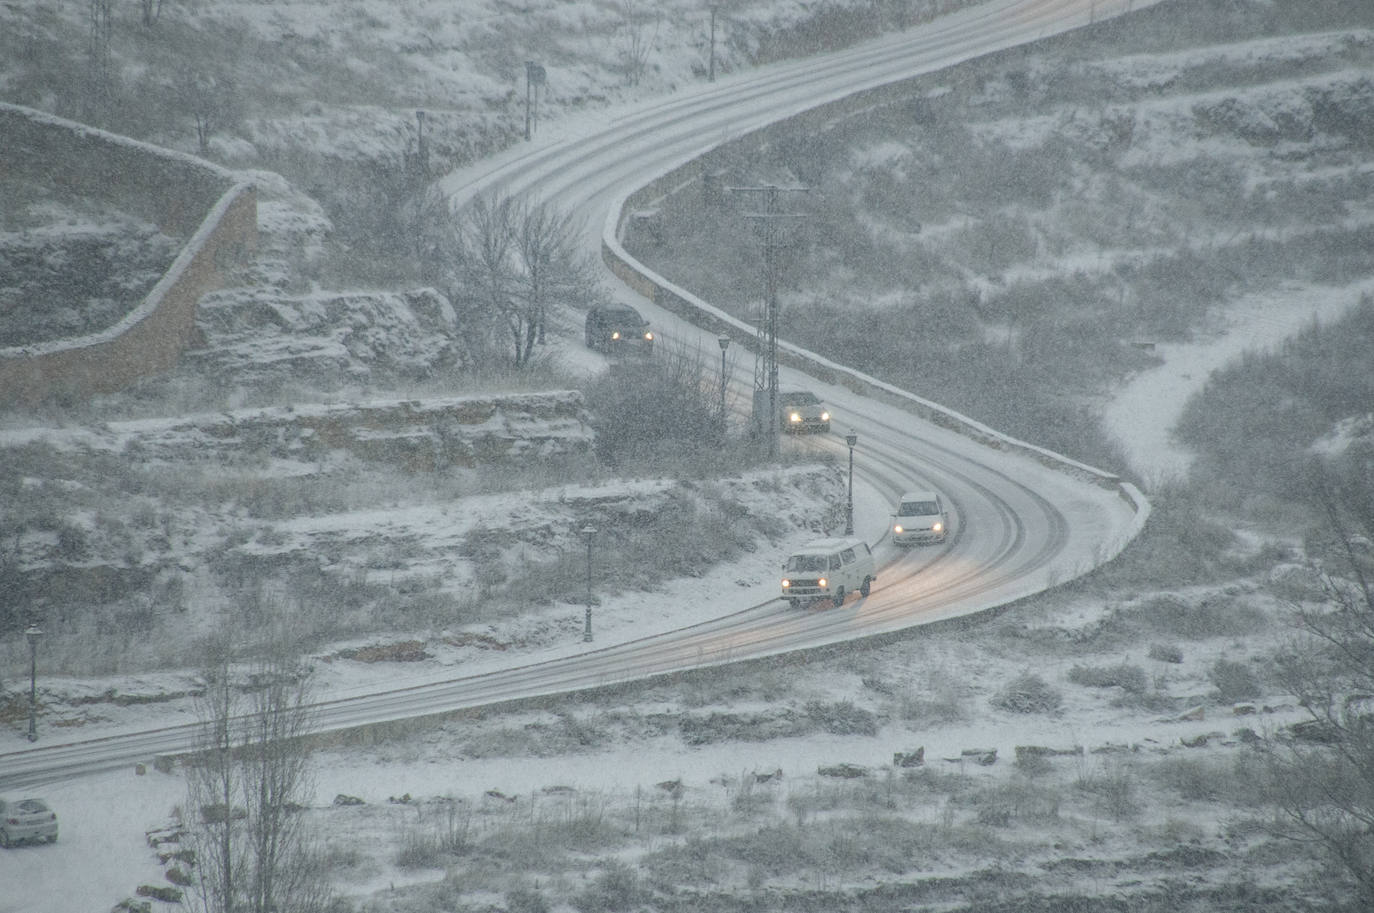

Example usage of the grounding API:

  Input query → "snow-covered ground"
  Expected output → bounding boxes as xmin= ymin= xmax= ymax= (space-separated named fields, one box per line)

xmin=2 ymin=252 xmax=1355 ymax=912
xmin=1104 ymin=279 xmax=1374 ymax=485
xmin=3 ymin=1 xmax=1371 ymax=910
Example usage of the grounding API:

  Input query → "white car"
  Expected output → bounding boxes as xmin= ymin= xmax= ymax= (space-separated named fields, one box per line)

xmin=0 ymin=797 xmax=58 ymax=847
xmin=892 ymin=490 xmax=949 ymax=545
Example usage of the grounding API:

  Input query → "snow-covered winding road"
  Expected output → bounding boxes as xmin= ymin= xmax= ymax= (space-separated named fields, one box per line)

xmin=0 ymin=0 xmax=1153 ymax=793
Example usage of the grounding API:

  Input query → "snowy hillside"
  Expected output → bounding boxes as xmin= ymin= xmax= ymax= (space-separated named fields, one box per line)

xmin=1 ymin=1 xmax=1372 ymax=911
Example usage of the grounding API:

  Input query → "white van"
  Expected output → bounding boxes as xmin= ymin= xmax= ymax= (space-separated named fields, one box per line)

xmin=780 ymin=537 xmax=876 ymax=608
xmin=891 ymin=490 xmax=949 ymax=545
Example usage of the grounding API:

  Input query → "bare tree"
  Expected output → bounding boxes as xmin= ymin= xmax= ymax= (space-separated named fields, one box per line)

xmin=411 ymin=185 xmax=454 ymax=287
xmin=140 ymin=0 xmax=164 ymax=27
xmin=184 ymin=633 xmax=331 ymax=913
xmin=445 ymin=191 xmax=597 ymax=368
xmin=85 ymin=0 xmax=115 ymax=117
xmin=185 ymin=637 xmax=243 ymax=913
xmin=1267 ymin=456 xmax=1374 ymax=906
xmin=611 ymin=0 xmax=661 ymax=86
xmin=176 ymin=66 xmax=240 ymax=156
xmin=449 ymin=191 xmax=520 ymax=366
xmin=510 ymin=195 xmax=594 ymax=350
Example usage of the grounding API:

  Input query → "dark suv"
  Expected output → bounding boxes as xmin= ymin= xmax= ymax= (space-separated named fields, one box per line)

xmin=585 ymin=305 xmax=654 ymax=354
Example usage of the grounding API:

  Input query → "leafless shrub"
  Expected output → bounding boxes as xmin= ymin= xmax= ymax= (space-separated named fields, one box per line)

xmin=990 ymin=673 xmax=1062 ymax=715
xmin=1263 ymin=459 xmax=1374 ymax=906
xmin=971 ymin=780 xmax=1061 ymax=826
xmin=1148 ymin=642 xmax=1184 ymax=664
xmin=505 ymin=884 xmax=551 ymax=913
xmin=1069 ymin=662 xmax=1148 ymax=695
xmin=571 ymin=859 xmax=647 ymax=912
xmin=1209 ymin=658 xmax=1263 ymax=704
xmin=394 ymin=801 xmax=471 ymax=869
xmin=1076 ymin=761 xmax=1139 ymax=822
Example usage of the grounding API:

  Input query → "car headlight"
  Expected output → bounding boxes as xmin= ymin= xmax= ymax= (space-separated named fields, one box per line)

xmin=894 ymin=524 xmax=904 ymax=534
xmin=644 ymin=331 xmax=654 ymax=341
xmin=820 ymin=411 xmax=830 ymax=422
xmin=611 ymin=331 xmax=621 ymax=340
xmin=932 ymin=522 xmax=943 ymax=532
xmin=818 ymin=577 xmax=828 ymax=588
xmin=781 ymin=578 xmax=791 ymax=588
xmin=789 ymin=412 xmax=801 ymax=422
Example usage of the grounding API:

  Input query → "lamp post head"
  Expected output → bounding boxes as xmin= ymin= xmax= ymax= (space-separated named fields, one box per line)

xmin=581 ymin=525 xmax=597 ymax=538
xmin=718 ymin=335 xmax=731 ymax=352
xmin=416 ymin=110 xmax=425 ymax=124
xmin=845 ymin=433 xmax=858 ymax=448
xmin=25 ymin=625 xmax=42 ymax=647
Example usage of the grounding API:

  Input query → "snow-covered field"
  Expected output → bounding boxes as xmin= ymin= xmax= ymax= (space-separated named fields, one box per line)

xmin=2 ymin=0 xmax=1371 ymax=910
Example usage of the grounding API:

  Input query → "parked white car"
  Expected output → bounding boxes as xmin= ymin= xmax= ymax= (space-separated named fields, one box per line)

xmin=781 ymin=536 xmax=876 ymax=608
xmin=0 ymin=797 xmax=58 ymax=847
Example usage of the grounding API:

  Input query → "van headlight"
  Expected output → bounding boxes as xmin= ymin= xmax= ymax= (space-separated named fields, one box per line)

xmin=818 ymin=577 xmax=828 ymax=588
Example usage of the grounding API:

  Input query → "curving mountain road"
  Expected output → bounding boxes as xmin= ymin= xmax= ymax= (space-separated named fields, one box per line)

xmin=0 ymin=0 xmax=1153 ymax=793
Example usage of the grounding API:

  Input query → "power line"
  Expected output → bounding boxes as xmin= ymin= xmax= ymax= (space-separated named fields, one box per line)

xmin=728 ymin=183 xmax=808 ymax=457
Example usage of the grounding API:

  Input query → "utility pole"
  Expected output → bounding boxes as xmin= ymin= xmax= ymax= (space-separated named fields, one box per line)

xmin=708 ymin=4 xmax=718 ymax=82
xmin=728 ymin=183 xmax=808 ymax=457
xmin=525 ymin=61 xmax=546 ymax=141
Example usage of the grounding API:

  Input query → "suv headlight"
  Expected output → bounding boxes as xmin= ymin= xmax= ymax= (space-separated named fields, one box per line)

xmin=894 ymin=524 xmax=904 ymax=534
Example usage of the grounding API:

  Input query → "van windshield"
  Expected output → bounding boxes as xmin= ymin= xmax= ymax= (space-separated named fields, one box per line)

xmin=786 ymin=554 xmax=828 ymax=573
xmin=898 ymin=501 xmax=940 ymax=517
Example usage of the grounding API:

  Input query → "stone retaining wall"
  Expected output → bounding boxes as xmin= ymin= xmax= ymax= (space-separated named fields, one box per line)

xmin=0 ymin=103 xmax=258 ymax=405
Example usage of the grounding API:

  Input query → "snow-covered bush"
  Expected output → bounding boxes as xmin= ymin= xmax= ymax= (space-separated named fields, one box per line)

xmin=1209 ymin=657 xmax=1262 ymax=703
xmin=990 ymin=672 xmax=1062 ymax=715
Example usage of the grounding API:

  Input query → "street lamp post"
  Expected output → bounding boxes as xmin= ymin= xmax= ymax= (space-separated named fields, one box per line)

xmin=415 ymin=110 xmax=427 ymax=178
xmin=717 ymin=335 xmax=730 ymax=437
xmin=708 ymin=4 xmax=719 ymax=82
xmin=844 ymin=433 xmax=858 ymax=536
xmin=580 ymin=525 xmax=596 ymax=642
xmin=25 ymin=625 xmax=42 ymax=742
xmin=525 ymin=61 xmax=546 ymax=141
